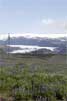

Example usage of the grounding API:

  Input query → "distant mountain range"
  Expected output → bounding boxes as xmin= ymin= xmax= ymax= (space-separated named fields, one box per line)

xmin=0 ymin=34 xmax=67 ymax=54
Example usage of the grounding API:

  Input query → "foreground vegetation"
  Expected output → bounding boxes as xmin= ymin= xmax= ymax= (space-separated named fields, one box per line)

xmin=0 ymin=51 xmax=67 ymax=100
xmin=0 ymin=64 xmax=67 ymax=101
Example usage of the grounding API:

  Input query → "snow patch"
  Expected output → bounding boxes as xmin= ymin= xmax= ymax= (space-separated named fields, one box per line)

xmin=9 ymin=45 xmax=56 ymax=53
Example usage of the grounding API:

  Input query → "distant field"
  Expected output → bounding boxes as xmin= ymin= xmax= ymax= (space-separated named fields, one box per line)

xmin=0 ymin=49 xmax=67 ymax=74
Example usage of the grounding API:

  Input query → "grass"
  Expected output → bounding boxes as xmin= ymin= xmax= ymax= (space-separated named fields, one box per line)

xmin=0 ymin=51 xmax=67 ymax=101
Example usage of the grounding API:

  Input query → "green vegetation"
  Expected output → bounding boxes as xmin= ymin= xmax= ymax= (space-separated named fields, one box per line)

xmin=0 ymin=64 xmax=67 ymax=101
xmin=0 ymin=52 xmax=67 ymax=100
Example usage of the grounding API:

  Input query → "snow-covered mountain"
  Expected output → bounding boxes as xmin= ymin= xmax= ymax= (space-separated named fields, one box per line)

xmin=0 ymin=33 xmax=67 ymax=40
xmin=0 ymin=33 xmax=67 ymax=54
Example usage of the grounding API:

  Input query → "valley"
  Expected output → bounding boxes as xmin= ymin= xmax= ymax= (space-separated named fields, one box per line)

xmin=0 ymin=34 xmax=67 ymax=101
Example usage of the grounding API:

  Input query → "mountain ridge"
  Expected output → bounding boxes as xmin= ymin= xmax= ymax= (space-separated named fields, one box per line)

xmin=0 ymin=34 xmax=67 ymax=54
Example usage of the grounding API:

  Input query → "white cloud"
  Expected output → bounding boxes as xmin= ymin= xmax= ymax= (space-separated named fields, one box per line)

xmin=42 ymin=19 xmax=66 ymax=27
xmin=42 ymin=19 xmax=54 ymax=25
xmin=41 ymin=18 xmax=67 ymax=33
xmin=0 ymin=33 xmax=67 ymax=40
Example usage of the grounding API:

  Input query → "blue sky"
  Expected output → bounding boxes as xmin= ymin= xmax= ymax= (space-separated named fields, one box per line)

xmin=0 ymin=0 xmax=67 ymax=34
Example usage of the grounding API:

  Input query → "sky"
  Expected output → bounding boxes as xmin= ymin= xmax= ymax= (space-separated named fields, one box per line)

xmin=0 ymin=0 xmax=67 ymax=34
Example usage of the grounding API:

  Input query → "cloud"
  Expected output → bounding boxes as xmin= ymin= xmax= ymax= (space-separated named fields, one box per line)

xmin=0 ymin=33 xmax=67 ymax=40
xmin=42 ymin=19 xmax=54 ymax=25
xmin=41 ymin=18 xmax=67 ymax=33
